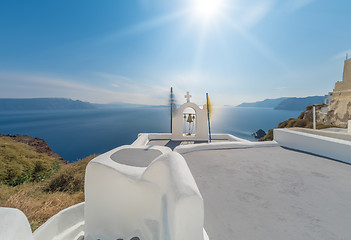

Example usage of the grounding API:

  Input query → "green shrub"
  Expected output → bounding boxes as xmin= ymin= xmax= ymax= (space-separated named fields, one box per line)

xmin=45 ymin=155 xmax=96 ymax=193
xmin=259 ymin=129 xmax=273 ymax=141
xmin=0 ymin=137 xmax=61 ymax=186
xmin=0 ymin=136 xmax=96 ymax=232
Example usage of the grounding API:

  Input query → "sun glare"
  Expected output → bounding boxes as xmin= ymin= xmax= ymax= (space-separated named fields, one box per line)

xmin=192 ymin=0 xmax=224 ymax=21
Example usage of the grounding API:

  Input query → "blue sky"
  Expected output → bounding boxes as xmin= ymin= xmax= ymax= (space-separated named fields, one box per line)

xmin=0 ymin=0 xmax=350 ymax=106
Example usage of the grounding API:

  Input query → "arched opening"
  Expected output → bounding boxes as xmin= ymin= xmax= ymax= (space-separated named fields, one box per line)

xmin=325 ymin=98 xmax=329 ymax=105
xmin=182 ymin=107 xmax=196 ymax=136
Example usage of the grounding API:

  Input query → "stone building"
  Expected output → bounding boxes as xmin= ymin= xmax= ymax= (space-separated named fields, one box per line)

xmin=326 ymin=58 xmax=351 ymax=127
xmin=324 ymin=92 xmax=333 ymax=105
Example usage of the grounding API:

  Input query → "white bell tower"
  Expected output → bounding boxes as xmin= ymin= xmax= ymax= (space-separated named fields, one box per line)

xmin=171 ymin=92 xmax=209 ymax=141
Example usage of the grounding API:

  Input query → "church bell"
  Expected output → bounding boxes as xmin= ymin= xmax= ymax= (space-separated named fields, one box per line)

xmin=186 ymin=114 xmax=194 ymax=123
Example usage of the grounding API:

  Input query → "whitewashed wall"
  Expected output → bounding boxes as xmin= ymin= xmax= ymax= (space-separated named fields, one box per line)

xmin=274 ymin=128 xmax=351 ymax=164
xmin=174 ymin=141 xmax=278 ymax=154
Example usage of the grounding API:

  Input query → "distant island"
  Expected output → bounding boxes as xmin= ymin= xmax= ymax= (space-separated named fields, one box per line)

xmin=0 ymin=98 xmax=94 ymax=110
xmin=237 ymin=96 xmax=324 ymax=111
xmin=0 ymin=96 xmax=325 ymax=111
xmin=0 ymin=98 xmax=168 ymax=111
xmin=237 ymin=97 xmax=289 ymax=108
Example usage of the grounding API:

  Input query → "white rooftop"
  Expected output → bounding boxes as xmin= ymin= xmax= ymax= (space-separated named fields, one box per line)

xmin=183 ymin=146 xmax=351 ymax=240
xmin=2 ymin=131 xmax=351 ymax=240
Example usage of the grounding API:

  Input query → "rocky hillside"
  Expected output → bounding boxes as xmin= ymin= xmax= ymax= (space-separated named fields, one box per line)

xmin=297 ymin=104 xmax=327 ymax=122
xmin=0 ymin=134 xmax=95 ymax=231
xmin=260 ymin=104 xmax=341 ymax=141
xmin=0 ymin=134 xmax=66 ymax=164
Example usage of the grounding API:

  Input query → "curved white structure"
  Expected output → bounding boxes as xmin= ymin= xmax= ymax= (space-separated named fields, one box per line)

xmin=17 ymin=144 xmax=207 ymax=240
xmin=85 ymin=146 xmax=206 ymax=240
xmin=33 ymin=202 xmax=85 ymax=240
xmin=0 ymin=208 xmax=34 ymax=240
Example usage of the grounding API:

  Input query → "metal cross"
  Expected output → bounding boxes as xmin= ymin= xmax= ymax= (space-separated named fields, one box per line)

xmin=184 ymin=91 xmax=192 ymax=103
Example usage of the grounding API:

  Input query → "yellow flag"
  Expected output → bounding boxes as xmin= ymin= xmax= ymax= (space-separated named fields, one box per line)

xmin=206 ymin=93 xmax=212 ymax=120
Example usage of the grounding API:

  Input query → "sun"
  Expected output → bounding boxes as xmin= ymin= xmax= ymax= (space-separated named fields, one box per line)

xmin=192 ymin=0 xmax=225 ymax=22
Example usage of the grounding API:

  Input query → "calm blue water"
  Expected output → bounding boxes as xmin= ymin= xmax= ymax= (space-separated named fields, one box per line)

xmin=0 ymin=107 xmax=300 ymax=162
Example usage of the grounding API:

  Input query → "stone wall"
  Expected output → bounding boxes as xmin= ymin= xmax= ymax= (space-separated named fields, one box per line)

xmin=325 ymin=59 xmax=351 ymax=127
xmin=325 ymin=99 xmax=351 ymax=127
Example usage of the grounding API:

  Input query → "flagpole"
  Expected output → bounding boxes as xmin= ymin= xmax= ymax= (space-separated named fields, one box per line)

xmin=170 ymin=87 xmax=173 ymax=133
xmin=206 ymin=93 xmax=212 ymax=143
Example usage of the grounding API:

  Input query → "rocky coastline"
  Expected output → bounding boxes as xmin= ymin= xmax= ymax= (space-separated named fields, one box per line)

xmin=0 ymin=134 xmax=67 ymax=164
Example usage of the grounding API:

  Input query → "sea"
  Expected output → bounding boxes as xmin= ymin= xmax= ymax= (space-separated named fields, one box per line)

xmin=0 ymin=107 xmax=301 ymax=162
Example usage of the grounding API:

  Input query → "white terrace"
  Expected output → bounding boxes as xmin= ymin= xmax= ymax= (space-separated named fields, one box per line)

xmin=1 ymin=92 xmax=351 ymax=240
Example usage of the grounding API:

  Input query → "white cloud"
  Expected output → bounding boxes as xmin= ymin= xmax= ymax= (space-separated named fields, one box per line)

xmin=95 ymin=72 xmax=169 ymax=98
xmin=95 ymin=72 xmax=131 ymax=83
xmin=274 ymin=86 xmax=288 ymax=90
xmin=0 ymin=71 xmax=169 ymax=105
